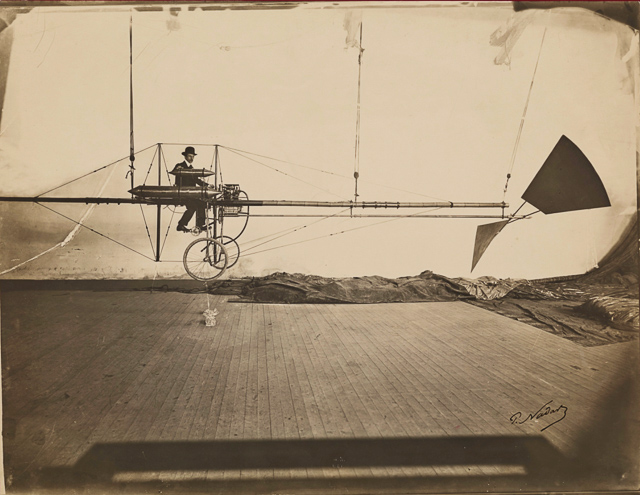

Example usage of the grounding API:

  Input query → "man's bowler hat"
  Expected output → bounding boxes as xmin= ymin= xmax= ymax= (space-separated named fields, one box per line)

xmin=182 ymin=146 xmax=197 ymax=156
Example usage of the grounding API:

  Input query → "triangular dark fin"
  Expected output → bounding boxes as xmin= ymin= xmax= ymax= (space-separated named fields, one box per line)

xmin=471 ymin=220 xmax=509 ymax=271
xmin=521 ymin=135 xmax=610 ymax=214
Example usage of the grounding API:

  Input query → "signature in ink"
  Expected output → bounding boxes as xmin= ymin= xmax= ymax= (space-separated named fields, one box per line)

xmin=510 ymin=400 xmax=567 ymax=432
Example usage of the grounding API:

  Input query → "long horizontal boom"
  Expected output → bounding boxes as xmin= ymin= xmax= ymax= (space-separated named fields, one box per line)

xmin=0 ymin=195 xmax=507 ymax=209
xmin=0 ymin=194 xmax=508 ymax=209
xmin=128 ymin=186 xmax=506 ymax=208
xmin=226 ymin=200 xmax=507 ymax=208
xmin=248 ymin=213 xmax=526 ymax=219
xmin=0 ymin=196 xmax=145 ymax=204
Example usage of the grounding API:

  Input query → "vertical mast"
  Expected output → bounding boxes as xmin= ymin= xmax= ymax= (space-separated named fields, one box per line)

xmin=128 ymin=12 xmax=136 ymax=193
xmin=214 ymin=145 xmax=219 ymax=190
xmin=213 ymin=145 xmax=219 ymax=240
xmin=353 ymin=21 xmax=364 ymax=205
xmin=156 ymin=144 xmax=162 ymax=262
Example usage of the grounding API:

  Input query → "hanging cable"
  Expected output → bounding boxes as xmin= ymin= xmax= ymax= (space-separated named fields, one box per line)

xmin=126 ymin=12 xmax=136 ymax=191
xmin=503 ymin=26 xmax=547 ymax=201
xmin=353 ymin=21 xmax=364 ymax=206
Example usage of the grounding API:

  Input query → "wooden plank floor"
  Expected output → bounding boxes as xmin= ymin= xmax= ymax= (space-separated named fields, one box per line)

xmin=1 ymin=289 xmax=638 ymax=494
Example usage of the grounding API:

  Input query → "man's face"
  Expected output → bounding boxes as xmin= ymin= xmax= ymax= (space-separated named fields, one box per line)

xmin=185 ymin=153 xmax=195 ymax=164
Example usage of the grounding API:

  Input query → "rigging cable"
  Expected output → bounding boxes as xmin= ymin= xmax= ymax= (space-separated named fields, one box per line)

xmin=215 ymin=145 xmax=223 ymax=186
xmin=34 ymin=144 xmax=156 ymax=198
xmin=36 ymin=203 xmax=155 ymax=261
xmin=141 ymin=145 xmax=159 ymax=185
xmin=241 ymin=208 xmax=352 ymax=255
xmin=222 ymin=147 xmax=349 ymax=200
xmin=511 ymin=200 xmax=527 ymax=217
xmin=503 ymin=26 xmax=547 ymax=201
xmin=159 ymin=205 xmax=178 ymax=258
xmin=221 ymin=145 xmax=350 ymax=179
xmin=242 ymin=207 xmax=444 ymax=258
xmin=219 ymin=145 xmax=451 ymax=201
xmin=520 ymin=209 xmax=541 ymax=219
xmin=159 ymin=144 xmax=174 ymax=185
xmin=0 ymin=163 xmax=122 ymax=275
xmin=158 ymin=144 xmax=179 ymax=258
xmin=139 ymin=203 xmax=157 ymax=259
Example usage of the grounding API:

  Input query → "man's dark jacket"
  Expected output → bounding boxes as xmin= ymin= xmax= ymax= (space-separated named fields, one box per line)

xmin=171 ymin=161 xmax=206 ymax=188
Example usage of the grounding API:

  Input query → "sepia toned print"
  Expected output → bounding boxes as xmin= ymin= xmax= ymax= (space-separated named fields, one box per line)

xmin=0 ymin=2 xmax=637 ymax=494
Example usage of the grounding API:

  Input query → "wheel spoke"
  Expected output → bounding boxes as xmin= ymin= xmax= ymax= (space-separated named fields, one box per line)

xmin=183 ymin=238 xmax=228 ymax=281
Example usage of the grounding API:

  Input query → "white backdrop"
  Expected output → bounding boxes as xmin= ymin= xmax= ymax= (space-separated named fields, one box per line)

xmin=0 ymin=3 xmax=636 ymax=280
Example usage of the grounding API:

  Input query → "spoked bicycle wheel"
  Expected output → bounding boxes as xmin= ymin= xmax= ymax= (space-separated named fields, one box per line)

xmin=183 ymin=237 xmax=229 ymax=281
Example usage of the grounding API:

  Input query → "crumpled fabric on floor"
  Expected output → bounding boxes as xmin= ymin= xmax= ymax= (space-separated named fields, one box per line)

xmin=467 ymin=298 xmax=637 ymax=347
xmin=237 ymin=270 xmax=638 ymax=347
xmin=238 ymin=271 xmax=472 ymax=304
xmin=238 ymin=271 xmax=616 ymax=304
xmin=577 ymin=296 xmax=639 ymax=332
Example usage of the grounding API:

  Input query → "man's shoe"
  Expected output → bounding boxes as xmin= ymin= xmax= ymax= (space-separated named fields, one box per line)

xmin=177 ymin=225 xmax=189 ymax=232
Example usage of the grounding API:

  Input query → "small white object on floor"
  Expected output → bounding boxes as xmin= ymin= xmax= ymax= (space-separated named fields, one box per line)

xmin=203 ymin=308 xmax=219 ymax=327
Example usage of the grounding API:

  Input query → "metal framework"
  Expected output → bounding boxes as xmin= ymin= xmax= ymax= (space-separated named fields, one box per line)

xmin=1 ymin=134 xmax=611 ymax=281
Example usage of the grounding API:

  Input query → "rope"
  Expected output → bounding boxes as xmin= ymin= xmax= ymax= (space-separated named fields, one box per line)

xmin=512 ymin=200 xmax=527 ymax=216
xmin=159 ymin=145 xmax=173 ymax=184
xmin=220 ymin=145 xmax=451 ymax=202
xmin=241 ymin=208 xmax=352 ymax=255
xmin=138 ymin=203 xmax=156 ymax=259
xmin=521 ymin=209 xmax=541 ymax=219
xmin=240 ymin=221 xmax=318 ymax=247
xmin=242 ymin=207 xmax=443 ymax=258
xmin=160 ymin=142 xmax=220 ymax=147
xmin=503 ymin=26 xmax=547 ymax=200
xmin=222 ymin=147 xmax=349 ymax=200
xmin=150 ymin=262 xmax=158 ymax=293
xmin=35 ymin=144 xmax=157 ymax=198
xmin=0 ymin=163 xmax=123 ymax=275
xmin=353 ymin=22 xmax=364 ymax=203
xmin=142 ymin=145 xmax=159 ymax=186
xmin=216 ymin=146 xmax=223 ymax=186
xmin=36 ymin=203 xmax=155 ymax=261
xmin=159 ymin=202 xmax=177 ymax=258
xmin=220 ymin=146 xmax=349 ymax=179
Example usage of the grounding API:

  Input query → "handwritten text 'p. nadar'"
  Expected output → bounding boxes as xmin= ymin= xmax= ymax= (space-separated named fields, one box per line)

xmin=510 ymin=400 xmax=568 ymax=432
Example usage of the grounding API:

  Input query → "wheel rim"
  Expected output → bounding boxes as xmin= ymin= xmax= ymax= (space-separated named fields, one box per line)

xmin=183 ymin=238 xmax=229 ymax=281
xmin=221 ymin=235 xmax=240 ymax=269
xmin=220 ymin=190 xmax=250 ymax=244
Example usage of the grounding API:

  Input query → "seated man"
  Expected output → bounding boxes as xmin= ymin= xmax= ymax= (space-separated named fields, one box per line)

xmin=172 ymin=146 xmax=208 ymax=232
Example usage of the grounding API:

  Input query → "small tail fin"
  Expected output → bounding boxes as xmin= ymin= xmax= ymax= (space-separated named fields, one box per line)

xmin=471 ymin=220 xmax=509 ymax=271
